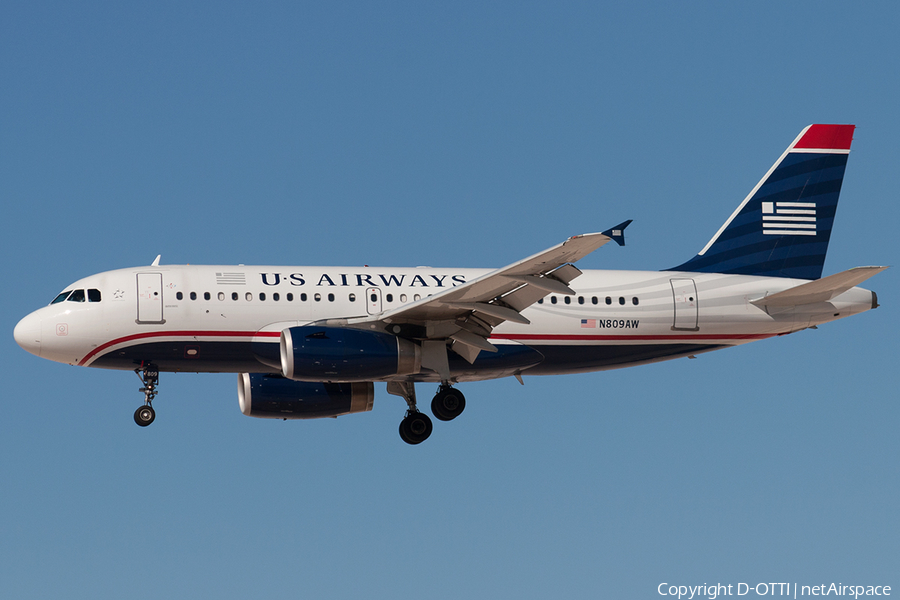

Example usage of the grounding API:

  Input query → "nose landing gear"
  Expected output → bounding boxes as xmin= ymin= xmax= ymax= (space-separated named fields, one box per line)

xmin=133 ymin=365 xmax=159 ymax=427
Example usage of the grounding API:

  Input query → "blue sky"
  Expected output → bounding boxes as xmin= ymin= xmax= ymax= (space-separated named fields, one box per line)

xmin=2 ymin=2 xmax=898 ymax=598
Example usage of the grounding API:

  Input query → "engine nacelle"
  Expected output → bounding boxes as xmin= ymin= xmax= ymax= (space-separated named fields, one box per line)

xmin=280 ymin=326 xmax=420 ymax=382
xmin=238 ymin=373 xmax=374 ymax=419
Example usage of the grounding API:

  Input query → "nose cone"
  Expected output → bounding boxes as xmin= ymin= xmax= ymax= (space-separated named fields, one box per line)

xmin=14 ymin=312 xmax=42 ymax=357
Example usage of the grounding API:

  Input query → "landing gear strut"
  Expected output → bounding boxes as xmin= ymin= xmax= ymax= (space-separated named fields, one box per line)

xmin=133 ymin=364 xmax=159 ymax=427
xmin=387 ymin=381 xmax=432 ymax=445
xmin=431 ymin=384 xmax=466 ymax=421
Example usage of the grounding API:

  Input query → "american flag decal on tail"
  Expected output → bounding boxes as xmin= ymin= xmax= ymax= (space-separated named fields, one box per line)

xmin=762 ymin=201 xmax=816 ymax=236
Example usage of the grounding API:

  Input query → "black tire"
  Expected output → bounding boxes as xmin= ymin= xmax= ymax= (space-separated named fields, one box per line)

xmin=399 ymin=412 xmax=432 ymax=445
xmin=431 ymin=388 xmax=466 ymax=421
xmin=134 ymin=405 xmax=156 ymax=427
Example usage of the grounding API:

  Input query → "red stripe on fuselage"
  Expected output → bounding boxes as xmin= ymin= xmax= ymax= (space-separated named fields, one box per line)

xmin=79 ymin=329 xmax=773 ymax=366
xmin=492 ymin=333 xmax=774 ymax=342
xmin=78 ymin=330 xmax=281 ymax=366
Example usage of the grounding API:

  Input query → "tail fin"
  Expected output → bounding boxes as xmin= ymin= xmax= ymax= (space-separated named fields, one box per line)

xmin=668 ymin=124 xmax=855 ymax=280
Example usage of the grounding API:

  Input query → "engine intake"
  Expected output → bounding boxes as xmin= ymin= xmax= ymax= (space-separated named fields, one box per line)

xmin=238 ymin=373 xmax=374 ymax=419
xmin=280 ymin=326 xmax=420 ymax=382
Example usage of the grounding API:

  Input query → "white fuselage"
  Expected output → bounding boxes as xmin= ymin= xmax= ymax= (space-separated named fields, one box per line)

xmin=14 ymin=264 xmax=877 ymax=382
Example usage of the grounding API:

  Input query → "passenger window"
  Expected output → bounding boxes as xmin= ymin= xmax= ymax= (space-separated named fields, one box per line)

xmin=68 ymin=289 xmax=86 ymax=302
xmin=218 ymin=292 xmax=225 ymax=301
xmin=632 ymin=297 xmax=639 ymax=306
xmin=232 ymin=292 xmax=238 ymax=301
xmin=300 ymin=293 xmax=307 ymax=301
xmin=349 ymin=293 xmax=356 ymax=302
xmin=176 ymin=292 xmax=183 ymax=301
xmin=88 ymin=289 xmax=102 ymax=302
xmin=619 ymin=297 xmax=625 ymax=305
xmin=245 ymin=292 xmax=253 ymax=301
xmin=386 ymin=294 xmax=394 ymax=302
xmin=287 ymin=293 xmax=294 ymax=301
xmin=273 ymin=293 xmax=280 ymax=301
xmin=538 ymin=298 xmax=544 ymax=304
xmin=314 ymin=293 xmax=321 ymax=302
xmin=564 ymin=296 xmax=571 ymax=305
xmin=551 ymin=296 xmax=557 ymax=305
xmin=370 ymin=293 xmax=377 ymax=302
xmin=605 ymin=296 xmax=612 ymax=305
xmin=414 ymin=294 xmax=421 ymax=301
xmin=592 ymin=296 xmax=598 ymax=305
xmin=327 ymin=293 xmax=335 ymax=302
xmin=51 ymin=291 xmax=72 ymax=304
xmin=578 ymin=296 xmax=584 ymax=305
xmin=190 ymin=292 xmax=197 ymax=300
xmin=205 ymin=292 xmax=211 ymax=300
xmin=400 ymin=294 xmax=407 ymax=302
xmin=260 ymin=293 xmax=266 ymax=301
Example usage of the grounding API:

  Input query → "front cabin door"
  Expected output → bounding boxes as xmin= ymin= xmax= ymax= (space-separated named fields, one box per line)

xmin=136 ymin=273 xmax=165 ymax=324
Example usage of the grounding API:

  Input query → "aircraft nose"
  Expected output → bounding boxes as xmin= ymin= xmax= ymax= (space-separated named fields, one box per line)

xmin=14 ymin=312 xmax=42 ymax=357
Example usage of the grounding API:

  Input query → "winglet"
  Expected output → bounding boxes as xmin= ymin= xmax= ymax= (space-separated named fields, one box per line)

xmin=151 ymin=255 xmax=161 ymax=267
xmin=602 ymin=220 xmax=633 ymax=247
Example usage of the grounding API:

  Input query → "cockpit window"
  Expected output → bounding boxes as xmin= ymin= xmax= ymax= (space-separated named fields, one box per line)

xmin=51 ymin=291 xmax=72 ymax=304
xmin=88 ymin=289 xmax=101 ymax=302
xmin=67 ymin=289 xmax=86 ymax=302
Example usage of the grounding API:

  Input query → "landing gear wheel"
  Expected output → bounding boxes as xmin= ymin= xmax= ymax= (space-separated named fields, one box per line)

xmin=133 ymin=364 xmax=159 ymax=427
xmin=399 ymin=411 xmax=433 ymax=445
xmin=134 ymin=405 xmax=156 ymax=427
xmin=431 ymin=387 xmax=466 ymax=421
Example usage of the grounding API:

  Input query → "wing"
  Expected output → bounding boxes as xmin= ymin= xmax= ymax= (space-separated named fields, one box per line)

xmin=341 ymin=223 xmax=631 ymax=374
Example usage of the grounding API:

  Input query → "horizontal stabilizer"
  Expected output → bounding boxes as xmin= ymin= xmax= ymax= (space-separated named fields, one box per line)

xmin=751 ymin=266 xmax=888 ymax=307
xmin=602 ymin=220 xmax=633 ymax=247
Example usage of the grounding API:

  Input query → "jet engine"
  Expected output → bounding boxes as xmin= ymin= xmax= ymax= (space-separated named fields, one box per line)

xmin=280 ymin=326 xmax=420 ymax=382
xmin=238 ymin=373 xmax=374 ymax=419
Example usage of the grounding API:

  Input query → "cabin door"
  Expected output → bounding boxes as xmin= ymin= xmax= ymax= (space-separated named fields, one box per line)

xmin=136 ymin=273 xmax=165 ymax=324
xmin=670 ymin=278 xmax=698 ymax=331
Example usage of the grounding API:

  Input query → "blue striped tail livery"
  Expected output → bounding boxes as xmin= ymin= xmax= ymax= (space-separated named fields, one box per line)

xmin=669 ymin=124 xmax=854 ymax=280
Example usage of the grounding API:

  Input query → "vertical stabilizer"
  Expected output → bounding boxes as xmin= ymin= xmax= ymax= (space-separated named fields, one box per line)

xmin=668 ymin=124 xmax=855 ymax=280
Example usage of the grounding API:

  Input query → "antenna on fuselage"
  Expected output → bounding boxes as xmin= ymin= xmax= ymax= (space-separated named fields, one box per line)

xmin=151 ymin=255 xmax=161 ymax=266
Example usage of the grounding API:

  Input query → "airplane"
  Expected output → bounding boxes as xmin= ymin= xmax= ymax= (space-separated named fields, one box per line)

xmin=14 ymin=124 xmax=886 ymax=444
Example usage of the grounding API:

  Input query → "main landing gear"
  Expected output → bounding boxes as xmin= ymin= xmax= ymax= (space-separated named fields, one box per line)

xmin=387 ymin=381 xmax=467 ymax=445
xmin=133 ymin=364 xmax=159 ymax=427
xmin=431 ymin=384 xmax=466 ymax=421
xmin=388 ymin=381 xmax=432 ymax=445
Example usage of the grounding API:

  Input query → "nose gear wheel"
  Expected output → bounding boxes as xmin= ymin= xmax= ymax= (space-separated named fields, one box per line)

xmin=133 ymin=364 xmax=159 ymax=427
xmin=134 ymin=405 xmax=156 ymax=426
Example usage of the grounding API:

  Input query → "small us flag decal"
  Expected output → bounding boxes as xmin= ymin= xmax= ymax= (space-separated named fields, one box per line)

xmin=581 ymin=319 xmax=596 ymax=328
xmin=216 ymin=272 xmax=246 ymax=285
